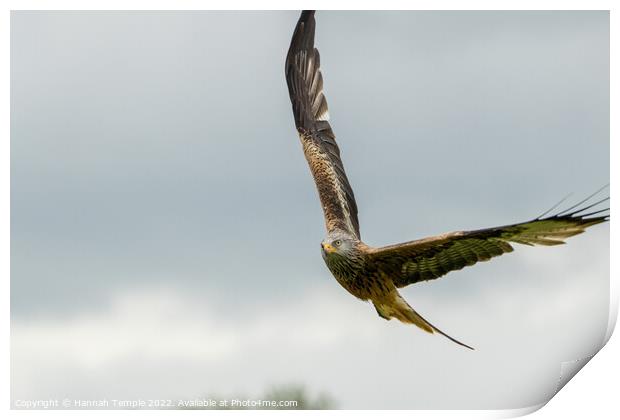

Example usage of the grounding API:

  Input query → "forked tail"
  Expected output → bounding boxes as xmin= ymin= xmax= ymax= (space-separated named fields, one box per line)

xmin=407 ymin=306 xmax=475 ymax=351
xmin=376 ymin=292 xmax=475 ymax=350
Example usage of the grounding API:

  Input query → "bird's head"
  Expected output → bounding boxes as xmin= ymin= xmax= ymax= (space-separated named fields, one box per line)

xmin=321 ymin=230 xmax=358 ymax=260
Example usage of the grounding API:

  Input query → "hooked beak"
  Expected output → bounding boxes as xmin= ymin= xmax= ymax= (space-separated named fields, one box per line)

xmin=321 ymin=242 xmax=335 ymax=254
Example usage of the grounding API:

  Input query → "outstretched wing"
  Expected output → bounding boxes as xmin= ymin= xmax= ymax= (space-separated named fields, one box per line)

xmin=368 ymin=198 xmax=609 ymax=287
xmin=285 ymin=10 xmax=360 ymax=238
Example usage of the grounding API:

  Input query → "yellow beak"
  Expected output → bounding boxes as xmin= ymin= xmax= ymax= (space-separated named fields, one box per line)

xmin=321 ymin=242 xmax=335 ymax=253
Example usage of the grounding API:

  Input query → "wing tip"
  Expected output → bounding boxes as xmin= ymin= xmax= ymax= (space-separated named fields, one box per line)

xmin=541 ymin=185 xmax=609 ymax=222
xmin=287 ymin=10 xmax=317 ymax=58
xmin=300 ymin=10 xmax=316 ymax=21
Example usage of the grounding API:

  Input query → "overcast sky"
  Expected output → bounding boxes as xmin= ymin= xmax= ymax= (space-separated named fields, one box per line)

xmin=11 ymin=11 xmax=609 ymax=409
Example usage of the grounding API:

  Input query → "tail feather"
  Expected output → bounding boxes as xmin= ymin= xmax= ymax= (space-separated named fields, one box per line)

xmin=375 ymin=292 xmax=475 ymax=350
xmin=407 ymin=306 xmax=475 ymax=351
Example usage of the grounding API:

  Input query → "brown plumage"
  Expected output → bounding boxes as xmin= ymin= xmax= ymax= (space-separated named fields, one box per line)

xmin=285 ymin=10 xmax=609 ymax=350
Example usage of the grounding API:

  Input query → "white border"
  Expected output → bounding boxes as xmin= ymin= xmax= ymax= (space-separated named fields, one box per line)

xmin=2 ymin=1 xmax=616 ymax=419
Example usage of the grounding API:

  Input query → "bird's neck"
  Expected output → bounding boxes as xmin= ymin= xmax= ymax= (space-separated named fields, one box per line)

xmin=324 ymin=249 xmax=364 ymax=279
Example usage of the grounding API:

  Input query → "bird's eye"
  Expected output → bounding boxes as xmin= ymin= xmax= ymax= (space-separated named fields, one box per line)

xmin=333 ymin=240 xmax=342 ymax=247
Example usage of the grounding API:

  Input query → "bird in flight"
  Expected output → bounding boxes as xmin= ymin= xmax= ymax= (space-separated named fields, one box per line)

xmin=284 ymin=10 xmax=609 ymax=350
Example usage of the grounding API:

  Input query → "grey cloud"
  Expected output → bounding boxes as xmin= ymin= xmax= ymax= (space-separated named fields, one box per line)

xmin=11 ymin=11 xmax=609 ymax=409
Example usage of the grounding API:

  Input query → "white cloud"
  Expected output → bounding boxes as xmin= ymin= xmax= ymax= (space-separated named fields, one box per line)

xmin=11 ymin=229 xmax=609 ymax=409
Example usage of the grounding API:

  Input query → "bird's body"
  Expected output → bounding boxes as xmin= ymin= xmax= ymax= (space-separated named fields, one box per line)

xmin=285 ymin=11 xmax=608 ymax=350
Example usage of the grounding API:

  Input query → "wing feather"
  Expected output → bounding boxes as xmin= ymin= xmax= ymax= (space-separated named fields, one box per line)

xmin=368 ymin=200 xmax=608 ymax=288
xmin=285 ymin=10 xmax=360 ymax=237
